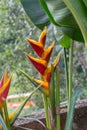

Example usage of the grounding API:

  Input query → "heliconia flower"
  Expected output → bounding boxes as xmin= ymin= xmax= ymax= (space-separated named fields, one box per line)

xmin=26 ymin=54 xmax=47 ymax=75
xmin=26 ymin=42 xmax=55 ymax=75
xmin=0 ymin=70 xmax=12 ymax=107
xmin=26 ymin=27 xmax=60 ymax=96
xmin=30 ymin=54 xmax=60 ymax=96
xmin=26 ymin=28 xmax=46 ymax=57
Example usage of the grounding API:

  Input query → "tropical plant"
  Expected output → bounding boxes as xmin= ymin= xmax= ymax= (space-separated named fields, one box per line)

xmin=19 ymin=0 xmax=87 ymax=130
xmin=18 ymin=28 xmax=87 ymax=130
xmin=25 ymin=28 xmax=60 ymax=129
xmin=20 ymin=0 xmax=87 ymax=44
xmin=1 ymin=0 xmax=87 ymax=130
xmin=0 ymin=70 xmax=40 ymax=130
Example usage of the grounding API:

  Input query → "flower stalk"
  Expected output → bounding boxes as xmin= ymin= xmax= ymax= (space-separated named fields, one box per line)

xmin=69 ymin=40 xmax=74 ymax=108
xmin=55 ymin=68 xmax=60 ymax=130
xmin=50 ymin=65 xmax=56 ymax=129
xmin=2 ymin=99 xmax=11 ymax=130
xmin=64 ymin=48 xmax=69 ymax=100
xmin=43 ymin=95 xmax=50 ymax=130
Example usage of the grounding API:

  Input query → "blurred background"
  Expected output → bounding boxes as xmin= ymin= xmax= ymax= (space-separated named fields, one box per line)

xmin=0 ymin=0 xmax=87 ymax=116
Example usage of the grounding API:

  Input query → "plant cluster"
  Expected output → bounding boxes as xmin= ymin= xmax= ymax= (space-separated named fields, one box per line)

xmin=0 ymin=0 xmax=87 ymax=130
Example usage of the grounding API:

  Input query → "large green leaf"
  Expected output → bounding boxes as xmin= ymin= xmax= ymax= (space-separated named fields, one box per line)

xmin=63 ymin=0 xmax=87 ymax=46
xmin=65 ymin=88 xmax=82 ymax=130
xmin=39 ymin=0 xmax=84 ymax=42
xmin=40 ymin=0 xmax=76 ymax=27
xmin=20 ymin=0 xmax=86 ymax=44
xmin=83 ymin=0 xmax=87 ymax=8
xmin=20 ymin=0 xmax=50 ymax=30
xmin=54 ymin=26 xmax=70 ymax=48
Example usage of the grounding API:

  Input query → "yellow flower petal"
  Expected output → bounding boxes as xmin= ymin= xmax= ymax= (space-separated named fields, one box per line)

xmin=42 ymin=66 xmax=51 ymax=82
xmin=41 ymin=42 xmax=55 ymax=62
xmin=3 ymin=70 xmax=8 ymax=84
xmin=52 ymin=53 xmax=61 ymax=68
xmin=0 ymin=75 xmax=12 ymax=99
xmin=33 ymin=79 xmax=49 ymax=95
xmin=9 ymin=107 xmax=19 ymax=121
xmin=39 ymin=27 xmax=46 ymax=46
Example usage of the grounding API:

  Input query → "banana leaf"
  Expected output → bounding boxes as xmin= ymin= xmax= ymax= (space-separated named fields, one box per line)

xmin=20 ymin=0 xmax=85 ymax=47
xmin=20 ymin=0 xmax=50 ymax=30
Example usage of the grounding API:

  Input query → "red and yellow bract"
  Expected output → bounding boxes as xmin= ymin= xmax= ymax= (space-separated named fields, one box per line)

xmin=0 ymin=70 xmax=12 ymax=107
xmin=26 ymin=28 xmax=60 ymax=96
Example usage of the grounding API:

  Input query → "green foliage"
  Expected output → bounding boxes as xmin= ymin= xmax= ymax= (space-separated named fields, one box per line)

xmin=0 ymin=115 xmax=8 ymax=130
xmin=63 ymin=0 xmax=87 ymax=45
xmin=10 ymin=86 xmax=40 ymax=125
xmin=65 ymin=88 xmax=82 ymax=130
xmin=40 ymin=0 xmax=84 ymax=42
xmin=20 ymin=0 xmax=85 ymax=43
xmin=54 ymin=27 xmax=70 ymax=48
xmin=0 ymin=0 xmax=87 ymax=121
xmin=20 ymin=0 xmax=50 ymax=30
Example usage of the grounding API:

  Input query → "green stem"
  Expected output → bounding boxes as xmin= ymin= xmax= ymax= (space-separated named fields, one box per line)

xmin=0 ymin=108 xmax=4 ymax=130
xmin=64 ymin=48 xmax=69 ymax=100
xmin=49 ymin=65 xmax=56 ymax=130
xmin=50 ymin=65 xmax=56 ymax=118
xmin=55 ymin=68 xmax=60 ymax=130
xmin=0 ymin=108 xmax=3 ymax=119
xmin=43 ymin=94 xmax=50 ymax=130
xmin=69 ymin=40 xmax=74 ymax=107
xmin=2 ymin=99 xmax=11 ymax=130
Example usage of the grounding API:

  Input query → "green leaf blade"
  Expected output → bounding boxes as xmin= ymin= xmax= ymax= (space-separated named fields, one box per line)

xmin=11 ymin=86 xmax=40 ymax=125
xmin=63 ymin=0 xmax=87 ymax=45
xmin=65 ymin=88 xmax=82 ymax=130
xmin=20 ymin=0 xmax=50 ymax=30
xmin=0 ymin=115 xmax=8 ymax=130
xmin=40 ymin=0 xmax=84 ymax=42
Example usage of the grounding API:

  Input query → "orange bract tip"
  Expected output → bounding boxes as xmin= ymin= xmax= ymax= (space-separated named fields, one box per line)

xmin=3 ymin=70 xmax=8 ymax=83
xmin=34 ymin=79 xmax=48 ymax=88
xmin=41 ymin=42 xmax=55 ymax=62
xmin=26 ymin=38 xmax=44 ymax=57
xmin=0 ymin=71 xmax=12 ymax=107
xmin=0 ymin=70 xmax=8 ymax=88
xmin=52 ymin=53 xmax=61 ymax=68
xmin=26 ymin=54 xmax=47 ymax=75
xmin=33 ymin=79 xmax=49 ymax=96
xmin=39 ymin=27 xmax=46 ymax=46
xmin=0 ymin=75 xmax=12 ymax=99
